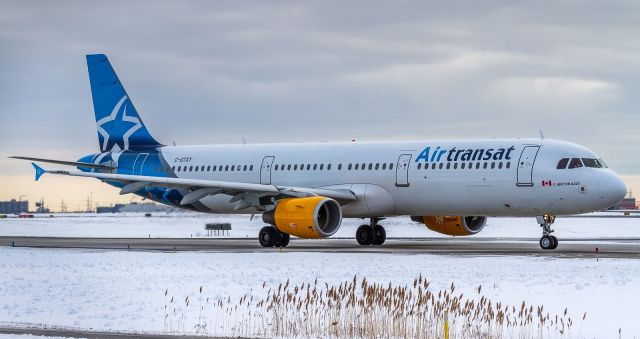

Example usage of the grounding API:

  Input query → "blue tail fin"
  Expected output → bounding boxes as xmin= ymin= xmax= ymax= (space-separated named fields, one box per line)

xmin=86 ymin=54 xmax=162 ymax=152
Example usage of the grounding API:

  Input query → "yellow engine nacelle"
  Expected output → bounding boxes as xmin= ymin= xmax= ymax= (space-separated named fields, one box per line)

xmin=262 ymin=196 xmax=342 ymax=239
xmin=410 ymin=215 xmax=486 ymax=236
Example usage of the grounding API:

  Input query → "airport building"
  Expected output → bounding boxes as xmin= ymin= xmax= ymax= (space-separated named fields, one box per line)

xmin=96 ymin=202 xmax=173 ymax=213
xmin=0 ymin=199 xmax=29 ymax=214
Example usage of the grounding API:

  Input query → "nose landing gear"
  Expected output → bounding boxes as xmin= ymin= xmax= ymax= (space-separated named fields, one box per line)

xmin=356 ymin=217 xmax=386 ymax=245
xmin=537 ymin=215 xmax=558 ymax=250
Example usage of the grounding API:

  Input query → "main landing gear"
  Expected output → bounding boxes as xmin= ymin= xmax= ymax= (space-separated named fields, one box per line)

xmin=537 ymin=215 xmax=558 ymax=250
xmin=356 ymin=217 xmax=386 ymax=246
xmin=258 ymin=226 xmax=290 ymax=248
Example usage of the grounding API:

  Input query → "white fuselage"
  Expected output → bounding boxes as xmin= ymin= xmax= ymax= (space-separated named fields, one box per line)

xmin=155 ymin=138 xmax=626 ymax=218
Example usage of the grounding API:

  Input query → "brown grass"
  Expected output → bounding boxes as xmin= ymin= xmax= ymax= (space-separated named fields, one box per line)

xmin=162 ymin=274 xmax=581 ymax=338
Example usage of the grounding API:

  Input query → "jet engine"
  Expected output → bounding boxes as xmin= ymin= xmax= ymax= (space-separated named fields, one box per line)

xmin=262 ymin=196 xmax=342 ymax=238
xmin=410 ymin=215 xmax=486 ymax=236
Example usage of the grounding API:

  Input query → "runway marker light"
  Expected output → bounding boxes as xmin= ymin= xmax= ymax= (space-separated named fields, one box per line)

xmin=444 ymin=310 xmax=449 ymax=339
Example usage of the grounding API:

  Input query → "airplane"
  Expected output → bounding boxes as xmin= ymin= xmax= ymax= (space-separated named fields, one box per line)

xmin=11 ymin=54 xmax=627 ymax=250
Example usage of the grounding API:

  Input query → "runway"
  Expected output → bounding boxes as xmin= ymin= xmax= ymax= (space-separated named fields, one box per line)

xmin=1 ymin=236 xmax=639 ymax=258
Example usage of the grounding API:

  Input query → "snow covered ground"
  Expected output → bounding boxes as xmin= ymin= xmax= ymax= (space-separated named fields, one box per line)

xmin=0 ymin=214 xmax=639 ymax=337
xmin=0 ymin=212 xmax=639 ymax=239
xmin=0 ymin=247 xmax=639 ymax=337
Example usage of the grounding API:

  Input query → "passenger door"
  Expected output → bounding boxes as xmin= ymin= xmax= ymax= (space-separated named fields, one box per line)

xmin=516 ymin=146 xmax=540 ymax=187
xmin=395 ymin=154 xmax=412 ymax=187
xmin=132 ymin=153 xmax=149 ymax=175
xmin=260 ymin=156 xmax=275 ymax=185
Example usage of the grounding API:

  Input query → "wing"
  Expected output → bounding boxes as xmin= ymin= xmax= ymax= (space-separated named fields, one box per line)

xmin=30 ymin=163 xmax=356 ymax=209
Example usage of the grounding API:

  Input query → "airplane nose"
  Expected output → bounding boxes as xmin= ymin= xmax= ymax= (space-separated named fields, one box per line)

xmin=599 ymin=173 xmax=627 ymax=207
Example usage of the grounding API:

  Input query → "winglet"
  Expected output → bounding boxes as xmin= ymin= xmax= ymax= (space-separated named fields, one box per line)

xmin=31 ymin=162 xmax=46 ymax=181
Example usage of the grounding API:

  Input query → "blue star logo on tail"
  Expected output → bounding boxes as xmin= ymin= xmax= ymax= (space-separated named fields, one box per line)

xmin=96 ymin=95 xmax=142 ymax=152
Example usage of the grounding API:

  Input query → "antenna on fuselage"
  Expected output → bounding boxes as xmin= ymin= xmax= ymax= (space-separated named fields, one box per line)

xmin=242 ymin=137 xmax=247 ymax=145
xmin=539 ymin=130 xmax=545 ymax=140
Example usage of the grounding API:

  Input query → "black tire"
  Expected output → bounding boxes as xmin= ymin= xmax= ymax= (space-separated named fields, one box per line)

xmin=259 ymin=226 xmax=278 ymax=247
xmin=372 ymin=225 xmax=386 ymax=245
xmin=356 ymin=225 xmax=373 ymax=245
xmin=539 ymin=235 xmax=554 ymax=250
xmin=277 ymin=232 xmax=290 ymax=247
xmin=550 ymin=235 xmax=558 ymax=249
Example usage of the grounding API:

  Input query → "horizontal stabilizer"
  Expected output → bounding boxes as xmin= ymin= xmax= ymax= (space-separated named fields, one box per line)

xmin=31 ymin=162 xmax=46 ymax=181
xmin=10 ymin=156 xmax=114 ymax=170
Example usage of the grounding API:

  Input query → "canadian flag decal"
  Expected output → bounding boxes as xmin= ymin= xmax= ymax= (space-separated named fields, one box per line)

xmin=541 ymin=180 xmax=552 ymax=187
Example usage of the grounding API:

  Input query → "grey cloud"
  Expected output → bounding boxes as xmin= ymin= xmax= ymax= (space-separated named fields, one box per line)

xmin=0 ymin=0 xmax=639 ymax=176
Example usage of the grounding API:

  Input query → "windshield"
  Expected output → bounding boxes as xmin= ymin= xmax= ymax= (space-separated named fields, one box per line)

xmin=568 ymin=158 xmax=583 ymax=169
xmin=582 ymin=158 xmax=604 ymax=168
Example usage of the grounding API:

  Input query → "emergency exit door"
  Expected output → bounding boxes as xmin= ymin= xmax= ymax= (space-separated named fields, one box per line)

xmin=260 ymin=156 xmax=275 ymax=185
xmin=395 ymin=154 xmax=412 ymax=187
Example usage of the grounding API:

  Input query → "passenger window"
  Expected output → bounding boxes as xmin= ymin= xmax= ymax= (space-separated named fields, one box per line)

xmin=231 ymin=165 xmax=235 ymax=171
xmin=490 ymin=162 xmax=495 ymax=169
xmin=320 ymin=164 xmax=324 ymax=170
xmin=250 ymin=165 xmax=254 ymax=171
xmin=389 ymin=163 xmax=393 ymax=170
xmin=468 ymin=162 xmax=473 ymax=169
xmin=446 ymin=163 xmax=451 ymax=169
xmin=476 ymin=163 xmax=481 ymax=169
xmin=338 ymin=164 xmax=342 ymax=170
xmin=432 ymin=163 xmax=436 ymax=170
xmin=417 ymin=163 xmax=422 ymax=170
xmin=287 ymin=164 xmax=291 ymax=170
xmin=201 ymin=166 xmax=205 ymax=171
xmin=506 ymin=162 xmax=511 ymax=169
xmin=294 ymin=164 xmax=298 ymax=170
xmin=582 ymin=158 xmax=603 ymax=168
xmin=361 ymin=163 xmax=366 ymax=170
xmin=498 ymin=162 xmax=503 ymax=169
xmin=328 ymin=164 xmax=332 ymax=170
xmin=244 ymin=165 xmax=247 ymax=171
xmin=557 ymin=158 xmax=569 ymax=169
xmin=172 ymin=166 xmax=176 ymax=171
xmin=453 ymin=163 xmax=458 ymax=169
xmin=568 ymin=158 xmax=583 ymax=169
xmin=348 ymin=163 xmax=353 ymax=170
xmin=461 ymin=163 xmax=465 ymax=169
xmin=189 ymin=166 xmax=193 ymax=172
xmin=439 ymin=163 xmax=443 ymax=169
xmin=375 ymin=163 xmax=379 ymax=170
xmin=382 ymin=163 xmax=387 ymax=170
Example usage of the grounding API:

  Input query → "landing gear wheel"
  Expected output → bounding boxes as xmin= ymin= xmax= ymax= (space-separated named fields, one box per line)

xmin=277 ymin=232 xmax=290 ymax=247
xmin=372 ymin=225 xmax=386 ymax=245
xmin=537 ymin=215 xmax=558 ymax=250
xmin=549 ymin=235 xmax=558 ymax=249
xmin=259 ymin=226 xmax=278 ymax=247
xmin=356 ymin=225 xmax=373 ymax=245
xmin=539 ymin=235 xmax=554 ymax=250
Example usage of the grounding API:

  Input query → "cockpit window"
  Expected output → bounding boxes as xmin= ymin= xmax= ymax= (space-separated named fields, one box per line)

xmin=582 ymin=158 xmax=604 ymax=168
xmin=556 ymin=158 xmax=569 ymax=169
xmin=598 ymin=158 xmax=608 ymax=168
xmin=568 ymin=158 xmax=583 ymax=169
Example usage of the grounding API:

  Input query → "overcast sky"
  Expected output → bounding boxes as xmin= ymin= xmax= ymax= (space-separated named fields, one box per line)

xmin=1 ymin=1 xmax=639 ymax=210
